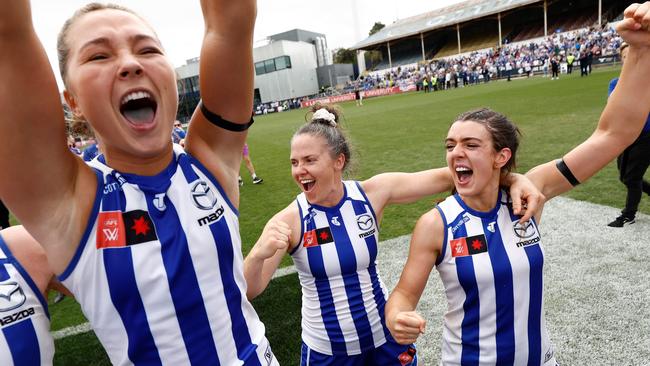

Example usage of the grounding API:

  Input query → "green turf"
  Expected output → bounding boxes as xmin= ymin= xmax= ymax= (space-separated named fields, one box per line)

xmin=48 ymin=67 xmax=649 ymax=364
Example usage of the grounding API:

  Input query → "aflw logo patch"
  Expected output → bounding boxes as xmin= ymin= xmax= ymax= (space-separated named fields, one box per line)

xmin=303 ymin=227 xmax=334 ymax=247
xmin=451 ymin=234 xmax=488 ymax=257
xmin=97 ymin=210 xmax=158 ymax=249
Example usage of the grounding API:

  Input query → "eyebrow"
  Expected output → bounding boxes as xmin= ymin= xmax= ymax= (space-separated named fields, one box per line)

xmin=445 ymin=137 xmax=482 ymax=143
xmin=79 ymin=34 xmax=161 ymax=53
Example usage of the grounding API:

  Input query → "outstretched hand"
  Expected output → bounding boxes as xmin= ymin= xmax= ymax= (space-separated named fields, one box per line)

xmin=618 ymin=2 xmax=650 ymax=48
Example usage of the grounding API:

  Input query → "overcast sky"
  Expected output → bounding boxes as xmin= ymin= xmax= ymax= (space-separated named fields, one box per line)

xmin=30 ymin=0 xmax=464 ymax=88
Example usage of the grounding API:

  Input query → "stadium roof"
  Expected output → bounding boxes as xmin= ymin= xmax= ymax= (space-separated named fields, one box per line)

xmin=351 ymin=0 xmax=541 ymax=50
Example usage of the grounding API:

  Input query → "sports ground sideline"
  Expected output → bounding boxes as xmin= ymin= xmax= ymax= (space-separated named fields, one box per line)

xmin=53 ymin=196 xmax=650 ymax=365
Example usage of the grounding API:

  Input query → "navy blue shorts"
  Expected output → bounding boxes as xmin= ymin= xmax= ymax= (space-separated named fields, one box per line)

xmin=299 ymin=338 xmax=417 ymax=366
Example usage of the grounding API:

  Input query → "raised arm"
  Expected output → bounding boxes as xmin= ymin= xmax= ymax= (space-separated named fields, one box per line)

xmin=0 ymin=1 xmax=96 ymax=271
xmin=361 ymin=169 xmax=542 ymax=223
xmin=186 ymin=0 xmax=257 ymax=204
xmin=526 ymin=3 xmax=650 ymax=200
xmin=243 ymin=204 xmax=299 ymax=300
xmin=360 ymin=168 xmax=453 ymax=214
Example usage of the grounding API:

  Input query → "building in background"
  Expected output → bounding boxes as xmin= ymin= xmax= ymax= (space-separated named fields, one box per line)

xmin=175 ymin=29 xmax=354 ymax=121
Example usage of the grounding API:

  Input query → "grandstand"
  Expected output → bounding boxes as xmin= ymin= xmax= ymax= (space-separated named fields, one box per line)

xmin=351 ymin=0 xmax=631 ymax=71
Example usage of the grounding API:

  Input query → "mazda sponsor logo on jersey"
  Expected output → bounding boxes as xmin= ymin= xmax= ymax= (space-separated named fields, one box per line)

xmin=0 ymin=282 xmax=26 ymax=312
xmin=197 ymin=205 xmax=225 ymax=227
xmin=356 ymin=214 xmax=374 ymax=231
xmin=357 ymin=214 xmax=376 ymax=239
xmin=191 ymin=180 xmax=217 ymax=210
xmin=513 ymin=220 xmax=541 ymax=248
xmin=0 ymin=307 xmax=35 ymax=327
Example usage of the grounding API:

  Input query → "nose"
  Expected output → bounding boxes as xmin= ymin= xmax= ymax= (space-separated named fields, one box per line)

xmin=118 ymin=53 xmax=144 ymax=79
xmin=448 ymin=144 xmax=465 ymax=159
xmin=292 ymin=162 xmax=306 ymax=175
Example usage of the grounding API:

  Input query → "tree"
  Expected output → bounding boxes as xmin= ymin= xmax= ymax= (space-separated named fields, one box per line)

xmin=333 ymin=48 xmax=356 ymax=64
xmin=369 ymin=22 xmax=385 ymax=36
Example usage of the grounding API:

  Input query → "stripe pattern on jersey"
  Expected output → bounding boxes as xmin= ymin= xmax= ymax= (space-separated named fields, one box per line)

xmin=59 ymin=145 xmax=276 ymax=366
xmin=0 ymin=234 xmax=54 ymax=366
xmin=435 ymin=191 xmax=555 ymax=366
xmin=291 ymin=181 xmax=390 ymax=356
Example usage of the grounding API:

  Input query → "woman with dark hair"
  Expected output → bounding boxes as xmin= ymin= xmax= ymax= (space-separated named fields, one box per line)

xmin=385 ymin=5 xmax=650 ymax=364
xmin=244 ymin=103 xmax=543 ymax=365
xmin=0 ymin=1 xmax=277 ymax=364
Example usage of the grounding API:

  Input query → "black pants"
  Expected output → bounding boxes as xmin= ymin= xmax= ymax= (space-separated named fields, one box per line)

xmin=617 ymin=131 xmax=650 ymax=218
xmin=0 ymin=200 xmax=9 ymax=229
xmin=552 ymin=68 xmax=559 ymax=78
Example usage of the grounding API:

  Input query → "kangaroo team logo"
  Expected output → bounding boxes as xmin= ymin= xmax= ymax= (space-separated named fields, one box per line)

xmin=0 ymin=282 xmax=26 ymax=312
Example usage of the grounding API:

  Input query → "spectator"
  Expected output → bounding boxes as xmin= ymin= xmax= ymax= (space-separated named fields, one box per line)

xmin=607 ymin=42 xmax=650 ymax=227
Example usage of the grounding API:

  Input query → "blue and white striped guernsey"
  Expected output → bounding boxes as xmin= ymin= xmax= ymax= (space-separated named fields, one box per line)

xmin=435 ymin=190 xmax=557 ymax=366
xmin=0 ymin=234 xmax=54 ymax=366
xmin=59 ymin=145 xmax=276 ymax=366
xmin=291 ymin=180 xmax=391 ymax=356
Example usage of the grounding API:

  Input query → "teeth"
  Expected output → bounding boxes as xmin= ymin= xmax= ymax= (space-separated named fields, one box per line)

xmin=300 ymin=179 xmax=314 ymax=184
xmin=456 ymin=167 xmax=470 ymax=172
xmin=121 ymin=91 xmax=151 ymax=105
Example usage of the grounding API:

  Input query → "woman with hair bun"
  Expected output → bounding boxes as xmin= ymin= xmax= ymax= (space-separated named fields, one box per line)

xmin=244 ymin=103 xmax=543 ymax=365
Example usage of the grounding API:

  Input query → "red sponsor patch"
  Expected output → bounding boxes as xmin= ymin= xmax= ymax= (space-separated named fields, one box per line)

xmin=451 ymin=234 xmax=488 ymax=257
xmin=451 ymin=237 xmax=469 ymax=257
xmin=97 ymin=211 xmax=126 ymax=249
xmin=303 ymin=230 xmax=318 ymax=247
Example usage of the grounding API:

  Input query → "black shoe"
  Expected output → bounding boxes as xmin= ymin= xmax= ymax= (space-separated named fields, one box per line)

xmin=607 ymin=216 xmax=635 ymax=227
xmin=252 ymin=177 xmax=263 ymax=184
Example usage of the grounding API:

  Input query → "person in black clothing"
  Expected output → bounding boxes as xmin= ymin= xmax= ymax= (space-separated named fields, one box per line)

xmin=579 ymin=51 xmax=589 ymax=76
xmin=0 ymin=199 xmax=9 ymax=229
xmin=551 ymin=56 xmax=560 ymax=80
xmin=607 ymin=42 xmax=650 ymax=227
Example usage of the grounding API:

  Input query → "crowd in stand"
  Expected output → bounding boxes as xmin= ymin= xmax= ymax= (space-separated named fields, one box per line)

xmin=352 ymin=25 xmax=624 ymax=92
xmin=253 ymin=25 xmax=623 ymax=113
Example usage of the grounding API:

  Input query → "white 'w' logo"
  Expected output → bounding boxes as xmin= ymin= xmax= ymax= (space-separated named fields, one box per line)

xmin=103 ymin=228 xmax=119 ymax=241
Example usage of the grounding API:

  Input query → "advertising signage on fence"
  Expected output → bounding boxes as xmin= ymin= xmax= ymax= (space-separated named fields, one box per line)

xmin=300 ymin=83 xmax=417 ymax=108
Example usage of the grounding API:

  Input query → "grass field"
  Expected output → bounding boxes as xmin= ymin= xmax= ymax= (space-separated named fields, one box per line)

xmin=50 ymin=67 xmax=650 ymax=365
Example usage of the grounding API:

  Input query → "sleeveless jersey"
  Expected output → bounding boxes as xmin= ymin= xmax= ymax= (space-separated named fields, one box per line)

xmin=435 ymin=191 xmax=556 ymax=366
xmin=0 ymin=234 xmax=54 ymax=366
xmin=59 ymin=145 xmax=276 ymax=366
xmin=291 ymin=180 xmax=390 ymax=356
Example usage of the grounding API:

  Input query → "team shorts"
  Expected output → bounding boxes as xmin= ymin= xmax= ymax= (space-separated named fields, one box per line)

xmin=299 ymin=337 xmax=417 ymax=366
